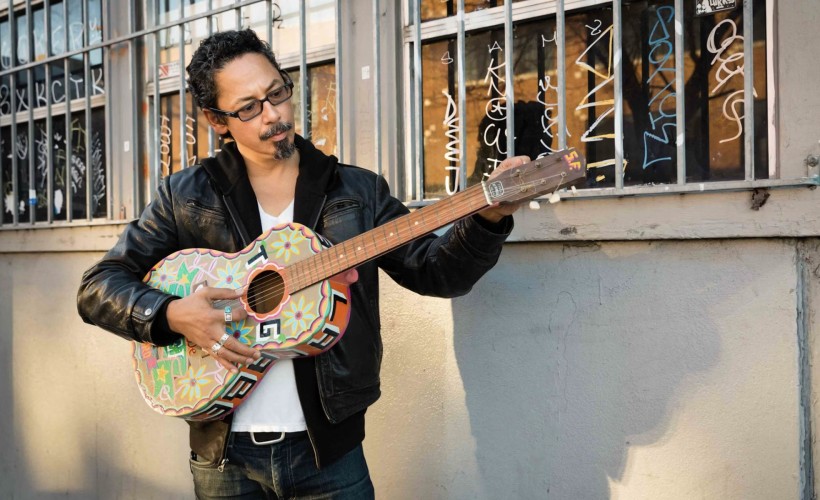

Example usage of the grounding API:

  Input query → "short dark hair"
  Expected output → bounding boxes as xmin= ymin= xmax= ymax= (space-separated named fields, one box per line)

xmin=186 ymin=29 xmax=283 ymax=117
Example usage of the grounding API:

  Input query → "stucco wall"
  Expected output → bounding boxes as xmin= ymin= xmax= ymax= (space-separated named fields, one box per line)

xmin=0 ymin=252 xmax=190 ymax=499
xmin=0 ymin=238 xmax=805 ymax=498
xmin=368 ymin=239 xmax=801 ymax=499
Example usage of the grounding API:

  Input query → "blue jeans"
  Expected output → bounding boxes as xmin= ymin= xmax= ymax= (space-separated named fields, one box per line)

xmin=190 ymin=432 xmax=374 ymax=499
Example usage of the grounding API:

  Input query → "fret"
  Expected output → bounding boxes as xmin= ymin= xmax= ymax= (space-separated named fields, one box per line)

xmin=335 ymin=244 xmax=348 ymax=272
xmin=390 ymin=219 xmax=402 ymax=245
xmin=447 ymin=191 xmax=459 ymax=223
xmin=370 ymin=229 xmax=380 ymax=260
xmin=403 ymin=212 xmax=416 ymax=239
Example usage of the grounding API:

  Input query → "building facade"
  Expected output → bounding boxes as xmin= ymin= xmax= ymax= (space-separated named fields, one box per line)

xmin=1 ymin=0 xmax=820 ymax=498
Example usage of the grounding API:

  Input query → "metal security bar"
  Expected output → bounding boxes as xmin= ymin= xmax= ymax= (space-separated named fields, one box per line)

xmin=402 ymin=0 xmax=811 ymax=205
xmin=373 ymin=0 xmax=381 ymax=176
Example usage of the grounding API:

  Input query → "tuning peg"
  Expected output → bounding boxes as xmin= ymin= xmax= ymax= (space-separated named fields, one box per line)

xmin=529 ymin=200 xmax=541 ymax=210
xmin=548 ymin=192 xmax=561 ymax=204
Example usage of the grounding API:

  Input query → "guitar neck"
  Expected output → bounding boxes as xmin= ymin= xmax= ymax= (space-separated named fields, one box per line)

xmin=286 ymin=183 xmax=489 ymax=292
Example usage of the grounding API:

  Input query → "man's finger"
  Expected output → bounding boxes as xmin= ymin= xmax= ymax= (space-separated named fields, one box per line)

xmin=491 ymin=155 xmax=531 ymax=178
xmin=201 ymin=286 xmax=244 ymax=300
xmin=331 ymin=268 xmax=358 ymax=286
xmin=221 ymin=335 xmax=261 ymax=363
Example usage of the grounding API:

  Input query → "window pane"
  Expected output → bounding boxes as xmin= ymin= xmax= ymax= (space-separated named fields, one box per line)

xmin=159 ymin=22 xmax=202 ymax=73
xmin=68 ymin=110 xmax=106 ymax=219
xmin=510 ymin=17 xmax=560 ymax=159
xmin=0 ymin=17 xmax=10 ymax=69
xmin=1 ymin=126 xmax=12 ymax=224
xmin=420 ymin=0 xmax=527 ymax=23
xmin=683 ymin=0 xmax=768 ymax=181
xmin=271 ymin=2 xmax=301 ymax=56
xmin=309 ymin=63 xmax=337 ymax=156
xmin=67 ymin=0 xmax=85 ymax=52
xmin=12 ymin=124 xmax=30 ymax=221
xmin=157 ymin=92 xmax=212 ymax=178
xmin=52 ymin=115 xmax=68 ymax=221
xmin=0 ymin=19 xmax=10 ymax=117
xmin=50 ymin=1 xmax=66 ymax=56
xmin=33 ymin=7 xmax=47 ymax=62
xmin=34 ymin=120 xmax=49 ymax=221
xmin=307 ymin=0 xmax=335 ymax=50
xmin=421 ymin=38 xmax=460 ymax=199
xmin=290 ymin=68 xmax=303 ymax=136
xmin=241 ymin=3 xmax=272 ymax=41
xmin=621 ymin=1 xmax=679 ymax=184
xmin=16 ymin=11 xmax=29 ymax=65
xmin=15 ymin=70 xmax=28 ymax=115
xmin=466 ymin=29 xmax=508 ymax=186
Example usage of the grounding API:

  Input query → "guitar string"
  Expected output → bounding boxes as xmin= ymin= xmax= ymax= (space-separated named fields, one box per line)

xmin=209 ymin=169 xmax=573 ymax=313
xmin=209 ymin=184 xmax=486 ymax=312
xmin=209 ymin=171 xmax=573 ymax=314
xmin=206 ymin=166 xmax=575 ymax=314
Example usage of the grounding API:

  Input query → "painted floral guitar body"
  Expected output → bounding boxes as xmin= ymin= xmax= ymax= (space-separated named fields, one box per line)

xmin=135 ymin=223 xmax=351 ymax=421
xmin=132 ymin=148 xmax=587 ymax=421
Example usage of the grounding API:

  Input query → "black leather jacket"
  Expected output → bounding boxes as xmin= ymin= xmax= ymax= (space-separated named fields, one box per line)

xmin=78 ymin=136 xmax=512 ymax=467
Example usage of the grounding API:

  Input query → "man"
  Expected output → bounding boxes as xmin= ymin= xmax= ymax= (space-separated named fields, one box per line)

xmin=78 ymin=29 xmax=526 ymax=499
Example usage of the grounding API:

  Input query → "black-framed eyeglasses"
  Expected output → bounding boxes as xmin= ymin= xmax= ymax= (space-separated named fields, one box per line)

xmin=207 ymin=79 xmax=294 ymax=122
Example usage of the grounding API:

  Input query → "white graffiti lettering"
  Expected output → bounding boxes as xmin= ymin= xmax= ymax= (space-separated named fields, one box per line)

xmin=442 ymin=90 xmax=460 ymax=195
xmin=642 ymin=6 xmax=677 ymax=169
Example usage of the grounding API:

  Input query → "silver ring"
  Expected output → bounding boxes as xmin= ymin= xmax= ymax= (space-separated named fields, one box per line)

xmin=218 ymin=333 xmax=231 ymax=345
xmin=224 ymin=306 xmax=233 ymax=323
xmin=211 ymin=342 xmax=223 ymax=355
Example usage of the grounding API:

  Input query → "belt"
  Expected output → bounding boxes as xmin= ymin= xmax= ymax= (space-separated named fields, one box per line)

xmin=236 ymin=430 xmax=308 ymax=445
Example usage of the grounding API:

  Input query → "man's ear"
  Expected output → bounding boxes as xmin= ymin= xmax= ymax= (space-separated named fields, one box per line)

xmin=203 ymin=109 xmax=229 ymax=136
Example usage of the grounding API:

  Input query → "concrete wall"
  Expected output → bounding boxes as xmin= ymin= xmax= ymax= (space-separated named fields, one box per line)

xmin=0 ymin=238 xmax=808 ymax=498
xmin=369 ymin=239 xmax=802 ymax=499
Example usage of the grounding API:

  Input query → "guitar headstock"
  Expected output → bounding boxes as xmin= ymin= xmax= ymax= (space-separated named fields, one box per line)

xmin=482 ymin=148 xmax=586 ymax=205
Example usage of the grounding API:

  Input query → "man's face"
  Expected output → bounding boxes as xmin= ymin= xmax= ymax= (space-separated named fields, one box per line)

xmin=205 ymin=52 xmax=296 ymax=164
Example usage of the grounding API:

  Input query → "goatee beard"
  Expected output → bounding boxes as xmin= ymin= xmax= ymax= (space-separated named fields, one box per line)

xmin=260 ymin=122 xmax=296 ymax=160
xmin=273 ymin=138 xmax=296 ymax=160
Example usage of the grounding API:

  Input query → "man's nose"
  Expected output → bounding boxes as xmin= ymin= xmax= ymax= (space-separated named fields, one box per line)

xmin=259 ymin=98 xmax=281 ymax=122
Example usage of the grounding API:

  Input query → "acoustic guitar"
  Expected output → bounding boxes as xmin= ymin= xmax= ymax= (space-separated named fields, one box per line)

xmin=134 ymin=149 xmax=586 ymax=420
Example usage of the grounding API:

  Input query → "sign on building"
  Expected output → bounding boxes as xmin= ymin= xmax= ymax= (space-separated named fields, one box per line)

xmin=695 ymin=0 xmax=739 ymax=16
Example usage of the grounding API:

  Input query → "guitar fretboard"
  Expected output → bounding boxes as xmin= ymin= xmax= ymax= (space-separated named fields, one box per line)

xmin=285 ymin=183 xmax=489 ymax=292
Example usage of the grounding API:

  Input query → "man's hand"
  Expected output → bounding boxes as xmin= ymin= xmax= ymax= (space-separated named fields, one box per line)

xmin=165 ymin=286 xmax=261 ymax=373
xmin=477 ymin=155 xmax=532 ymax=223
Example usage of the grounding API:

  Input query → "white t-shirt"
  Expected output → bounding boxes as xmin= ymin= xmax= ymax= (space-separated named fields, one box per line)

xmin=230 ymin=199 xmax=307 ymax=432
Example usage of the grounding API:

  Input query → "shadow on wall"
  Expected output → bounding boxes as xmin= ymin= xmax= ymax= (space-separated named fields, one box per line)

xmin=451 ymin=241 xmax=722 ymax=498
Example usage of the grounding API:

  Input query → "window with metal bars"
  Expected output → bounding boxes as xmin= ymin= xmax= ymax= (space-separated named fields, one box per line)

xmin=0 ymin=0 xmax=339 ymax=227
xmin=404 ymin=0 xmax=791 ymax=203
xmin=0 ymin=0 xmax=105 ymax=224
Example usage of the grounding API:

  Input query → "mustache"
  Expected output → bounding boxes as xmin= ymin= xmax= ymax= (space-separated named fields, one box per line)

xmin=260 ymin=122 xmax=294 ymax=141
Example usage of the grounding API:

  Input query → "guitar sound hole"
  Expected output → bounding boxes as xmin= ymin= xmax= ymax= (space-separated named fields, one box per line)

xmin=247 ymin=270 xmax=285 ymax=315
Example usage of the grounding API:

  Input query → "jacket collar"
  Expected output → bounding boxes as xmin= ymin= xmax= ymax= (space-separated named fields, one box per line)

xmin=201 ymin=135 xmax=338 ymax=244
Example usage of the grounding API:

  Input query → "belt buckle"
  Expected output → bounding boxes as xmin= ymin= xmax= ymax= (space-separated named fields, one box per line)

xmin=250 ymin=431 xmax=286 ymax=445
